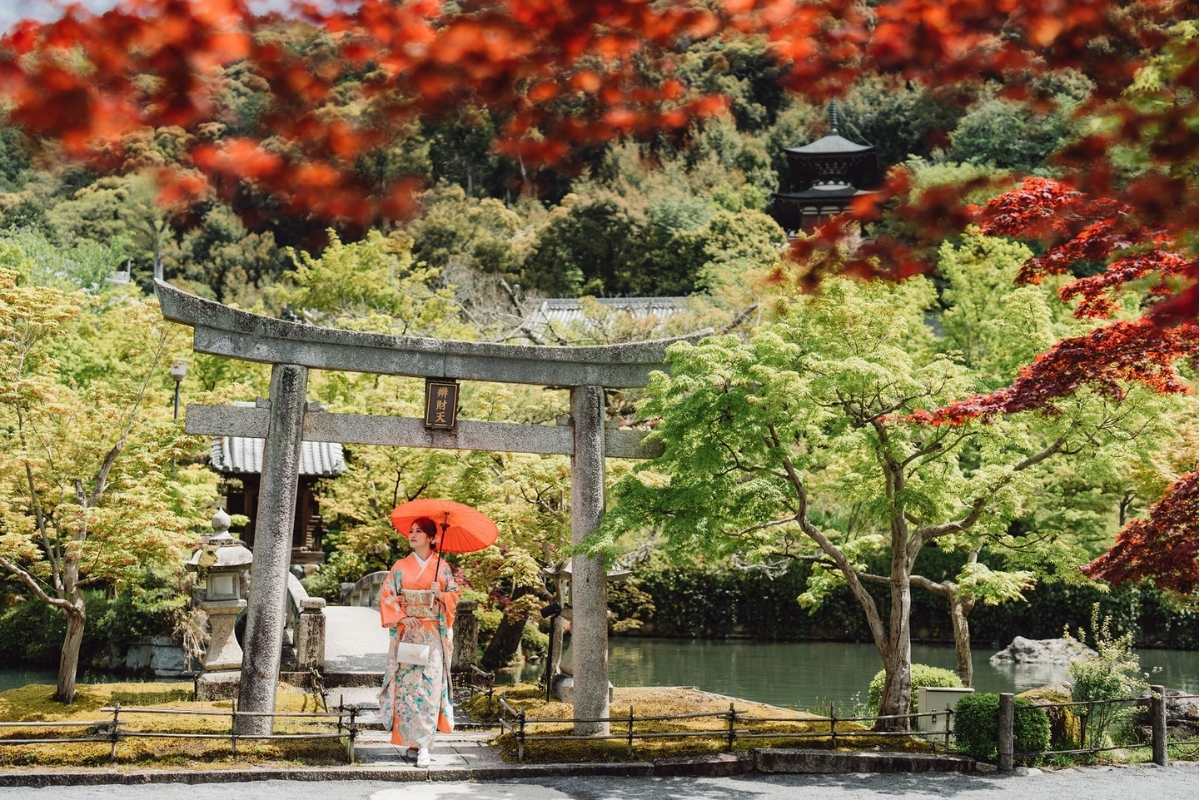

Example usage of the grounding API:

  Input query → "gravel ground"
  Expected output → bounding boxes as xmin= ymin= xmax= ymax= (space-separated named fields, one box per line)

xmin=0 ymin=762 xmax=1195 ymax=800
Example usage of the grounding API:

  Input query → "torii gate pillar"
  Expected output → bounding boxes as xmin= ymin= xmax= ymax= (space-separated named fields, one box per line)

xmin=237 ymin=364 xmax=308 ymax=735
xmin=570 ymin=385 xmax=609 ymax=736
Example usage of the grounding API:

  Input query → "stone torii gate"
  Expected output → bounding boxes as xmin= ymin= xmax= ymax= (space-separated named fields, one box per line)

xmin=156 ymin=280 xmax=702 ymax=736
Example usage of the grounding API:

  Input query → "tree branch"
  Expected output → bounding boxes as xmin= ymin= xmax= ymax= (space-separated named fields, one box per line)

xmin=723 ymin=516 xmax=797 ymax=538
xmin=719 ymin=302 xmax=759 ymax=335
xmin=87 ymin=332 xmax=170 ymax=509
xmin=913 ymin=436 xmax=1068 ymax=547
xmin=909 ymin=573 xmax=955 ymax=598
xmin=0 ymin=556 xmax=71 ymax=611
xmin=774 ymin=445 xmax=891 ymax=651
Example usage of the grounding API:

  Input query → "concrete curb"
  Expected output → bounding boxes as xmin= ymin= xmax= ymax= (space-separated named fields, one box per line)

xmin=0 ymin=750 xmax=976 ymax=787
xmin=756 ymin=749 xmax=977 ymax=774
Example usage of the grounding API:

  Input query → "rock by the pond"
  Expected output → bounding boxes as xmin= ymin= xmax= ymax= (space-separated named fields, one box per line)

xmin=990 ymin=636 xmax=1097 ymax=665
xmin=1133 ymin=688 xmax=1200 ymax=743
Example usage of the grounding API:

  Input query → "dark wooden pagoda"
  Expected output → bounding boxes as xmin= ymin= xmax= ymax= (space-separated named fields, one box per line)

xmin=771 ymin=102 xmax=881 ymax=235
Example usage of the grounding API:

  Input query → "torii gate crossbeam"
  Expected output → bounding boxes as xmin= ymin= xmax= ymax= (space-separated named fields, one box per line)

xmin=156 ymin=280 xmax=704 ymax=737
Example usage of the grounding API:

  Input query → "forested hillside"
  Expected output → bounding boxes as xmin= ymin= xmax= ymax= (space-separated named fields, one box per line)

xmin=0 ymin=27 xmax=1087 ymax=312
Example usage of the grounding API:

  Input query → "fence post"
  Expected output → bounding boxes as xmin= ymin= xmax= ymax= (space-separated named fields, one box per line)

xmin=727 ymin=703 xmax=736 ymax=752
xmin=1151 ymin=685 xmax=1168 ymax=766
xmin=348 ymin=706 xmax=357 ymax=765
xmin=998 ymin=693 xmax=1014 ymax=773
xmin=109 ymin=702 xmax=120 ymax=762
xmin=627 ymin=705 xmax=634 ymax=756
xmin=517 ymin=710 xmax=526 ymax=763
xmin=829 ymin=702 xmax=837 ymax=749
xmin=231 ymin=697 xmax=238 ymax=758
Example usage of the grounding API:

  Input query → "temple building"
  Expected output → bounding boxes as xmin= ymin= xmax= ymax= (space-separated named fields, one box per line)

xmin=209 ymin=431 xmax=345 ymax=568
xmin=770 ymin=103 xmax=881 ymax=236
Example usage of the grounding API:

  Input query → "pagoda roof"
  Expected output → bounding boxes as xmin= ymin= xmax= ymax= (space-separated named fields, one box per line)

xmin=774 ymin=185 xmax=875 ymax=202
xmin=784 ymin=132 xmax=874 ymax=156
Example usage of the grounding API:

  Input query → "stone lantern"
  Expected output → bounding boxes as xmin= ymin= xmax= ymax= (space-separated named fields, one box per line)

xmin=187 ymin=508 xmax=253 ymax=672
xmin=549 ymin=560 xmax=630 ymax=702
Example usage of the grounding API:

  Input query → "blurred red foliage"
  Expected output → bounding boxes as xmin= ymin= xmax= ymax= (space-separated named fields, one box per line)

xmin=1 ymin=0 xmax=1195 ymax=590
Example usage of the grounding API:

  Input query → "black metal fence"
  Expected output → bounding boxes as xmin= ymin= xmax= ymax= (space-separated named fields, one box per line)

xmin=498 ymin=686 xmax=1198 ymax=768
xmin=0 ymin=700 xmax=361 ymax=763
xmin=496 ymin=695 xmax=962 ymax=762
xmin=1002 ymin=686 xmax=1198 ymax=771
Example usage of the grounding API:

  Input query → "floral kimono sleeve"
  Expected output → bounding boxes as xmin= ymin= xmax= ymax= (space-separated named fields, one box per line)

xmin=379 ymin=561 xmax=407 ymax=629
xmin=437 ymin=561 xmax=460 ymax=629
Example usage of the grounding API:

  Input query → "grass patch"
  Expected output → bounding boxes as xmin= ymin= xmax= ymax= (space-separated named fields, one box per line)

xmin=0 ymin=682 xmax=345 ymax=770
xmin=478 ymin=684 xmax=939 ymax=764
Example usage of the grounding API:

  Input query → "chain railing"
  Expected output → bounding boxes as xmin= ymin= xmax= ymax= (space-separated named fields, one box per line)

xmin=0 ymin=699 xmax=360 ymax=763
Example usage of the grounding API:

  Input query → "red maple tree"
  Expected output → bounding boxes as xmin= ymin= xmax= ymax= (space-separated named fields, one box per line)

xmin=1084 ymin=473 xmax=1199 ymax=596
xmin=1 ymin=0 xmax=1195 ymax=588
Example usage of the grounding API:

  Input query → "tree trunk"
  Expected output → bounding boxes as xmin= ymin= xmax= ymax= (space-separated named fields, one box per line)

xmin=949 ymin=593 xmax=975 ymax=687
xmin=874 ymin=559 xmax=914 ymax=731
xmin=55 ymin=601 xmax=86 ymax=704
xmin=481 ymin=586 xmax=534 ymax=671
xmin=876 ymin=644 xmax=912 ymax=731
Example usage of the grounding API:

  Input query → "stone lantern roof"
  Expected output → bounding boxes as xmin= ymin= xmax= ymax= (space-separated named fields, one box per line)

xmin=187 ymin=508 xmax=253 ymax=571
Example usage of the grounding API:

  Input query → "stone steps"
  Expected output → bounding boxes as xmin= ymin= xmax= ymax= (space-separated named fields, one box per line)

xmin=321 ymin=686 xmax=496 ymax=732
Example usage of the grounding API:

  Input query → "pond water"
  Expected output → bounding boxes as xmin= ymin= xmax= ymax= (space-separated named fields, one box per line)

xmin=0 ymin=669 xmax=188 ymax=694
xmin=6 ymin=640 xmax=1195 ymax=712
xmin=506 ymin=638 xmax=1199 ymax=713
xmin=0 ymin=668 xmax=59 ymax=693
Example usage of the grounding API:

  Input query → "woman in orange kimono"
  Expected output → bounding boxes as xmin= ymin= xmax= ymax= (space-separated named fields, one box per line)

xmin=379 ymin=516 xmax=460 ymax=768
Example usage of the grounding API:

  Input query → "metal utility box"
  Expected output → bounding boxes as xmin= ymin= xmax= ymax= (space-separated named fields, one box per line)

xmin=917 ymin=686 xmax=976 ymax=736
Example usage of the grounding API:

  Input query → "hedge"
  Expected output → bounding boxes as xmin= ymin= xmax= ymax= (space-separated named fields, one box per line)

xmin=954 ymin=693 xmax=1051 ymax=764
xmin=867 ymin=664 xmax=962 ymax=714
xmin=609 ymin=553 xmax=1196 ymax=650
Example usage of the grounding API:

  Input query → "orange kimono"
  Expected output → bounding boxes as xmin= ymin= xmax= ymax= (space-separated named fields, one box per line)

xmin=378 ymin=553 xmax=460 ymax=748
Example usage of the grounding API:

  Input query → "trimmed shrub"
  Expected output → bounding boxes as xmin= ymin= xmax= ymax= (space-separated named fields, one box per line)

xmin=868 ymin=663 xmax=962 ymax=714
xmin=954 ymin=693 xmax=1051 ymax=764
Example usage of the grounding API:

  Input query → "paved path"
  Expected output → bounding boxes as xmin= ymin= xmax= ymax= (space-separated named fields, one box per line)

xmin=0 ymin=763 xmax=1195 ymax=799
xmin=354 ymin=729 xmax=504 ymax=769
xmin=323 ymin=606 xmax=389 ymax=673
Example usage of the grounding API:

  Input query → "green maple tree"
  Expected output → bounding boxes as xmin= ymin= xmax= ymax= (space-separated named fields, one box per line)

xmin=0 ymin=248 xmax=216 ymax=703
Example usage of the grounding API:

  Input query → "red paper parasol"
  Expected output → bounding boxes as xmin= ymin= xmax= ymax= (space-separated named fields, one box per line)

xmin=390 ymin=498 xmax=499 ymax=554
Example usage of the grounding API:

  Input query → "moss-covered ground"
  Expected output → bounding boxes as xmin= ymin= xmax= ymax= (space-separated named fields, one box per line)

xmin=0 ymin=681 xmax=345 ymax=770
xmin=0 ymin=681 xmax=970 ymax=770
xmin=469 ymin=684 xmax=940 ymax=763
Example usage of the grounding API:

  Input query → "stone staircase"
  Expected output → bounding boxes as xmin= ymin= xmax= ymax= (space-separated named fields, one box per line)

xmin=321 ymin=685 xmax=501 ymax=768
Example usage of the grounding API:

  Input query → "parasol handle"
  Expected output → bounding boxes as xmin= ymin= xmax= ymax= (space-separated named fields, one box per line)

xmin=433 ymin=520 xmax=449 ymax=601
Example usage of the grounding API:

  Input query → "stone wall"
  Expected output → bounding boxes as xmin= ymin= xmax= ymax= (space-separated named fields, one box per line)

xmin=123 ymin=636 xmax=200 ymax=678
